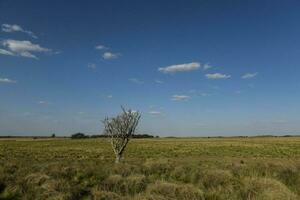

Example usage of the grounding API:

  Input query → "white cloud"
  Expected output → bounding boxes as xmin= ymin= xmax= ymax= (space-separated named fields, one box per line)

xmin=203 ymin=63 xmax=212 ymax=70
xmin=149 ymin=111 xmax=162 ymax=115
xmin=87 ymin=63 xmax=96 ymax=69
xmin=0 ymin=78 xmax=17 ymax=83
xmin=107 ymin=95 xmax=113 ymax=98
xmin=171 ymin=95 xmax=191 ymax=101
xmin=241 ymin=72 xmax=258 ymax=79
xmin=0 ymin=48 xmax=15 ymax=56
xmin=206 ymin=73 xmax=231 ymax=79
xmin=155 ymin=79 xmax=164 ymax=84
xmin=1 ymin=24 xmax=37 ymax=39
xmin=129 ymin=78 xmax=143 ymax=84
xmin=1 ymin=39 xmax=51 ymax=59
xmin=38 ymin=101 xmax=49 ymax=105
xmin=102 ymin=52 xmax=119 ymax=60
xmin=159 ymin=62 xmax=200 ymax=73
xmin=2 ymin=40 xmax=49 ymax=52
xmin=20 ymin=51 xmax=37 ymax=58
xmin=95 ymin=45 xmax=108 ymax=50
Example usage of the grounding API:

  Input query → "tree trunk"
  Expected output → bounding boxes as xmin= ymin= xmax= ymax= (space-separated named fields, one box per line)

xmin=115 ymin=153 xmax=122 ymax=163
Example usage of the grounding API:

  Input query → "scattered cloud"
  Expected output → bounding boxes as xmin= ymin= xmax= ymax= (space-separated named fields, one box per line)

xmin=0 ymin=78 xmax=17 ymax=84
xmin=206 ymin=73 xmax=231 ymax=79
xmin=159 ymin=62 xmax=200 ymax=74
xmin=1 ymin=24 xmax=37 ymax=39
xmin=95 ymin=45 xmax=108 ymax=50
xmin=87 ymin=63 xmax=96 ymax=69
xmin=102 ymin=52 xmax=119 ymax=60
xmin=148 ymin=111 xmax=162 ymax=115
xmin=242 ymin=72 xmax=258 ymax=79
xmin=1 ymin=39 xmax=51 ymax=59
xmin=203 ymin=63 xmax=212 ymax=70
xmin=107 ymin=95 xmax=113 ymax=98
xmin=95 ymin=45 xmax=120 ymax=60
xmin=37 ymin=101 xmax=50 ymax=105
xmin=0 ymin=48 xmax=15 ymax=56
xmin=129 ymin=78 xmax=143 ymax=84
xmin=171 ymin=95 xmax=191 ymax=101
xmin=155 ymin=79 xmax=164 ymax=84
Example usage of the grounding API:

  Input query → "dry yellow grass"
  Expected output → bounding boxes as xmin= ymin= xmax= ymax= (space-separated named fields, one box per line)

xmin=0 ymin=137 xmax=300 ymax=199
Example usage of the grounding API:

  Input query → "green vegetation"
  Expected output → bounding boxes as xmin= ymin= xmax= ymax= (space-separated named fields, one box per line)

xmin=1 ymin=137 xmax=300 ymax=199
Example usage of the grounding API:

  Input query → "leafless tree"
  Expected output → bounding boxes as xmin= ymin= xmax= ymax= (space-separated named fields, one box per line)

xmin=103 ymin=107 xmax=141 ymax=163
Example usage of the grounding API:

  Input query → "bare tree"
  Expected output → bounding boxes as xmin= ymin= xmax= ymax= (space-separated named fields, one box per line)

xmin=103 ymin=107 xmax=141 ymax=163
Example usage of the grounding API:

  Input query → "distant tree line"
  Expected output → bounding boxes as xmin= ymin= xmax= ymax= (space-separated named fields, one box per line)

xmin=70 ymin=133 xmax=90 ymax=139
xmin=70 ymin=132 xmax=158 ymax=139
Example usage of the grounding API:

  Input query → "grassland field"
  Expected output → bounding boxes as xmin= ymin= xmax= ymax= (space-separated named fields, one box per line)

xmin=1 ymin=137 xmax=300 ymax=200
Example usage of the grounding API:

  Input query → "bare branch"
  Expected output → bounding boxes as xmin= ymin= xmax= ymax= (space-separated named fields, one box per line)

xmin=102 ymin=106 xmax=141 ymax=163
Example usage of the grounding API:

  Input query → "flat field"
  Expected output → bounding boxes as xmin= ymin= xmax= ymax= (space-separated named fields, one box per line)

xmin=1 ymin=137 xmax=300 ymax=199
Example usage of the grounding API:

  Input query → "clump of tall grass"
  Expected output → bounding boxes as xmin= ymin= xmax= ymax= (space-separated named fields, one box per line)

xmin=112 ymin=163 xmax=140 ymax=177
xmin=270 ymin=162 xmax=300 ymax=194
xmin=240 ymin=177 xmax=298 ymax=200
xmin=201 ymin=169 xmax=234 ymax=189
xmin=125 ymin=174 xmax=147 ymax=195
xmin=102 ymin=174 xmax=124 ymax=194
xmin=142 ymin=159 xmax=173 ymax=178
xmin=170 ymin=165 xmax=201 ymax=184
xmin=102 ymin=174 xmax=147 ymax=195
xmin=0 ymin=185 xmax=21 ymax=200
xmin=20 ymin=173 xmax=72 ymax=199
xmin=147 ymin=181 xmax=204 ymax=200
xmin=199 ymin=169 xmax=236 ymax=200
xmin=91 ymin=186 xmax=122 ymax=200
xmin=134 ymin=194 xmax=167 ymax=200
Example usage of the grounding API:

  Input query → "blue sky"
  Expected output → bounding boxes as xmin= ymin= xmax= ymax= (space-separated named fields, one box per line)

xmin=1 ymin=0 xmax=300 ymax=136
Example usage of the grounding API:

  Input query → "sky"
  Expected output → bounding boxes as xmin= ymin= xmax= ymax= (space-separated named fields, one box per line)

xmin=1 ymin=0 xmax=300 ymax=136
